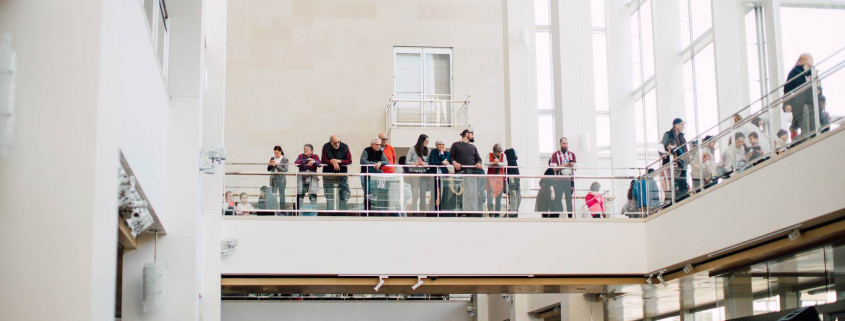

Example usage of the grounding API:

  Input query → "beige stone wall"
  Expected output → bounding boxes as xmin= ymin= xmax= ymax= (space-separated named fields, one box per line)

xmin=225 ymin=0 xmax=506 ymax=166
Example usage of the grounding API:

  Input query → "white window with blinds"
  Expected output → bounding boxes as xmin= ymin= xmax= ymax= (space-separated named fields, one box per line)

xmin=393 ymin=47 xmax=453 ymax=125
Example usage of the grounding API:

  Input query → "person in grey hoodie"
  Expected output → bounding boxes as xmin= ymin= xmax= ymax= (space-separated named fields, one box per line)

xmin=267 ymin=145 xmax=289 ymax=213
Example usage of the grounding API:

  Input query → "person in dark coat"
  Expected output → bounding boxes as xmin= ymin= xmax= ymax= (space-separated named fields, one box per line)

xmin=784 ymin=53 xmax=817 ymax=140
xmin=428 ymin=139 xmax=451 ymax=213
xmin=537 ymin=168 xmax=558 ymax=218
xmin=257 ymin=186 xmax=278 ymax=216
xmin=504 ymin=148 xmax=521 ymax=216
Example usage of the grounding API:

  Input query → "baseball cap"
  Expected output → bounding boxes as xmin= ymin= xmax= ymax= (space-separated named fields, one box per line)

xmin=673 ymin=118 xmax=685 ymax=125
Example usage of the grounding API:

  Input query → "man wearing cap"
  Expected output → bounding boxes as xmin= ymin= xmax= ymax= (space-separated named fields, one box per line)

xmin=449 ymin=129 xmax=483 ymax=215
xmin=661 ymin=118 xmax=689 ymax=200
xmin=661 ymin=118 xmax=688 ymax=155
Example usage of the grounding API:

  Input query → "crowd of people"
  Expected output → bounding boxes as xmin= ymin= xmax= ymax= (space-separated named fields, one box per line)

xmin=222 ymin=129 xmax=611 ymax=218
xmin=223 ymin=53 xmax=833 ymax=218
xmin=621 ymin=53 xmax=833 ymax=213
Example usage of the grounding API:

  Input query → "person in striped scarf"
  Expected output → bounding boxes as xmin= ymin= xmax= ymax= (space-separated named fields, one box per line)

xmin=548 ymin=137 xmax=576 ymax=218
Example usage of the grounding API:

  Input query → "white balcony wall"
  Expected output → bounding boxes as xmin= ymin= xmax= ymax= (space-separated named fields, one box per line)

xmin=221 ymin=130 xmax=845 ymax=276
xmin=221 ymin=219 xmax=647 ymax=275
xmin=223 ymin=301 xmax=471 ymax=321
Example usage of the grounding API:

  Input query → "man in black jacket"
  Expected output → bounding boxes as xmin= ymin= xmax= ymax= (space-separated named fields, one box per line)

xmin=504 ymin=148 xmax=520 ymax=216
xmin=660 ymin=118 xmax=689 ymax=201
xmin=321 ymin=135 xmax=352 ymax=215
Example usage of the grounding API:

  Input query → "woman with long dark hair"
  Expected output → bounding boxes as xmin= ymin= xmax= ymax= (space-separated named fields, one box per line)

xmin=405 ymin=134 xmax=431 ymax=215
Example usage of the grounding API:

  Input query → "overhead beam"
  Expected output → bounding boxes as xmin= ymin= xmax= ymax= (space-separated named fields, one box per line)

xmin=222 ymin=277 xmax=645 ymax=295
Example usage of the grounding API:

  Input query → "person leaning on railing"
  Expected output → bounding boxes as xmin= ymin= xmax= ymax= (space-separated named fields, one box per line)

xmin=427 ymin=139 xmax=451 ymax=213
xmin=483 ymin=143 xmax=508 ymax=217
xmin=321 ymin=135 xmax=352 ymax=215
xmin=377 ymin=132 xmax=399 ymax=212
xmin=360 ymin=137 xmax=388 ymax=213
xmin=405 ymin=134 xmax=431 ymax=215
xmin=294 ymin=144 xmax=321 ymax=212
xmin=449 ymin=129 xmax=483 ymax=216
xmin=548 ymin=137 xmax=576 ymax=217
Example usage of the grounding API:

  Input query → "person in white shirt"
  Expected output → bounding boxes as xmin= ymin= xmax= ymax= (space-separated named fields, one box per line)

xmin=722 ymin=132 xmax=749 ymax=174
xmin=691 ymin=150 xmax=717 ymax=189
xmin=235 ymin=192 xmax=255 ymax=215
xmin=775 ymin=129 xmax=789 ymax=153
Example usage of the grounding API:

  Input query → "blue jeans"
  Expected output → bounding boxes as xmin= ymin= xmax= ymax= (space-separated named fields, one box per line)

xmin=323 ymin=176 xmax=349 ymax=215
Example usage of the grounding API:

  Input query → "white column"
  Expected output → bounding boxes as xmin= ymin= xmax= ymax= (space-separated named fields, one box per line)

xmin=713 ymin=0 xmax=752 ymax=118
xmin=555 ymin=0 xmax=598 ymax=167
xmin=762 ymin=0 xmax=787 ymax=129
xmin=606 ymin=0 xmax=637 ymax=170
xmin=502 ymin=0 xmax=540 ymax=169
xmin=121 ymin=0 xmax=207 ymax=320
xmin=510 ymin=294 xmax=531 ymax=321
xmin=474 ymin=294 xmax=490 ymax=321
xmin=652 ymin=0 xmax=686 ymax=128
xmin=200 ymin=0 xmax=227 ymax=319
xmin=0 ymin=1 xmax=119 ymax=321
xmin=560 ymin=293 xmax=604 ymax=321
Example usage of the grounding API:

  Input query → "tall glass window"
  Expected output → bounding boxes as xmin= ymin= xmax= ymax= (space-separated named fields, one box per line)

xmin=630 ymin=0 xmax=658 ymax=166
xmin=745 ymin=7 xmax=769 ymax=110
xmin=631 ymin=0 xmax=655 ymax=89
xmin=679 ymin=0 xmax=718 ymax=139
xmin=592 ymin=0 xmax=611 ymax=156
xmin=536 ymin=0 xmax=556 ymax=153
xmin=679 ymin=0 xmax=712 ymax=49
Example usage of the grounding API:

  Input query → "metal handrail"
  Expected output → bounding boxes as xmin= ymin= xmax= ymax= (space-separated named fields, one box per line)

xmin=641 ymin=54 xmax=845 ymax=216
xmin=642 ymin=45 xmax=845 ymax=171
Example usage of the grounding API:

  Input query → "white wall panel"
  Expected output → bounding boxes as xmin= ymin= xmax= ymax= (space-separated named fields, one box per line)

xmin=221 ymin=219 xmax=647 ymax=275
xmin=223 ymin=301 xmax=471 ymax=321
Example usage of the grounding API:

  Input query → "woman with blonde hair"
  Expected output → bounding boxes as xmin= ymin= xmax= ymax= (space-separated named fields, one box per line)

xmin=783 ymin=53 xmax=817 ymax=140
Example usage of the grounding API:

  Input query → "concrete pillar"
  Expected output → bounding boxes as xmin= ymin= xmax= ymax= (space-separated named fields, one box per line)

xmin=679 ymin=276 xmax=696 ymax=321
xmin=199 ymin=0 xmax=227 ymax=319
xmin=554 ymin=0 xmax=598 ymax=168
xmin=0 ymin=1 xmax=119 ymax=321
xmin=723 ymin=274 xmax=754 ymax=319
xmin=475 ymin=294 xmax=491 ymax=321
xmin=511 ymin=294 xmax=531 ymax=321
xmin=778 ymin=277 xmax=801 ymax=311
xmin=502 ymin=0 xmax=540 ymax=169
xmin=121 ymin=0 xmax=207 ymax=320
xmin=713 ymin=0 xmax=752 ymax=119
xmin=560 ymin=294 xmax=603 ymax=321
